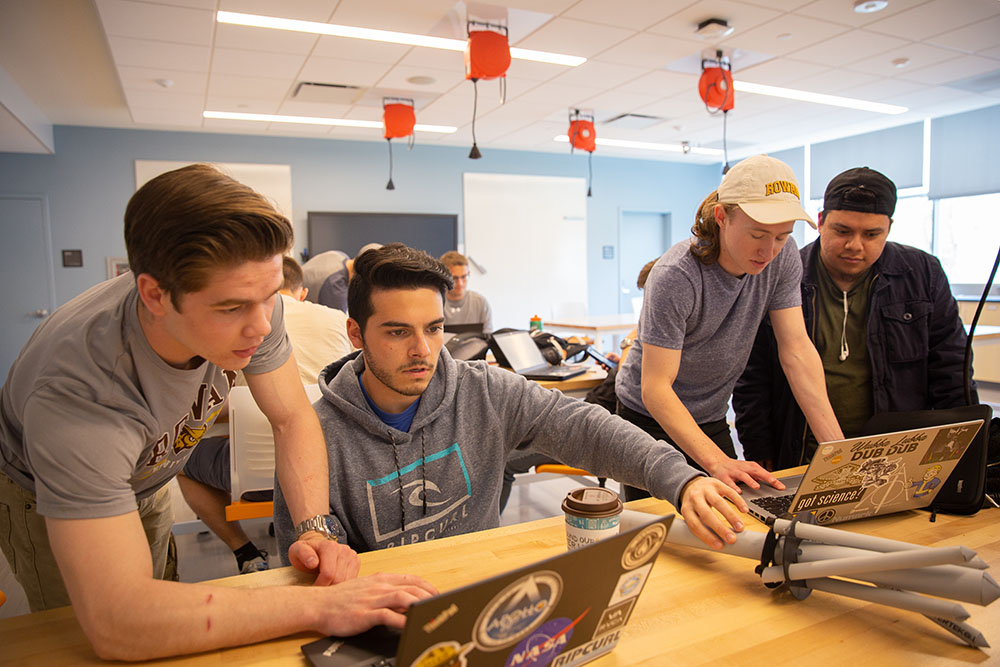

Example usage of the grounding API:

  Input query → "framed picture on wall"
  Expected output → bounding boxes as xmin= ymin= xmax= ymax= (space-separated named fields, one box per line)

xmin=106 ymin=256 xmax=130 ymax=279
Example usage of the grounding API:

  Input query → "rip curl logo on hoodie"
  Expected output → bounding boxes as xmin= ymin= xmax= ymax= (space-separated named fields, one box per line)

xmin=366 ymin=442 xmax=472 ymax=545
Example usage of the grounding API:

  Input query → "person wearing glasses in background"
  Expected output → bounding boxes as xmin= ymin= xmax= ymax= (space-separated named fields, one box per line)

xmin=439 ymin=251 xmax=493 ymax=333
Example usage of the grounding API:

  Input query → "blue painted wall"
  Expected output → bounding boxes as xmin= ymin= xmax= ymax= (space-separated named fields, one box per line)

xmin=0 ymin=125 xmax=720 ymax=313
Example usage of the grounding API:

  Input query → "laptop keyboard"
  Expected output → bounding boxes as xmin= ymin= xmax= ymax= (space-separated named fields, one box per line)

xmin=753 ymin=494 xmax=795 ymax=516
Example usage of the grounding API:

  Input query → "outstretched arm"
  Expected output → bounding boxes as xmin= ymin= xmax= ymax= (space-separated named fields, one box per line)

xmin=640 ymin=343 xmax=784 ymax=491
xmin=770 ymin=306 xmax=844 ymax=444
xmin=47 ymin=512 xmax=436 ymax=661
xmin=246 ymin=354 xmax=358 ymax=585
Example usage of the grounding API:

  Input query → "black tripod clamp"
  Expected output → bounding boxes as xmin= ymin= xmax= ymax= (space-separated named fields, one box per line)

xmin=755 ymin=513 xmax=814 ymax=600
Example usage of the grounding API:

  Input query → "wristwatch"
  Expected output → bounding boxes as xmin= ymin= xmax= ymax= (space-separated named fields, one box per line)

xmin=294 ymin=514 xmax=338 ymax=541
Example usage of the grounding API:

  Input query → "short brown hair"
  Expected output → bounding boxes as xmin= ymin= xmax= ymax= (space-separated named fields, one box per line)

xmin=439 ymin=250 xmax=468 ymax=269
xmin=637 ymin=259 xmax=656 ymax=290
xmin=689 ymin=190 xmax=738 ymax=266
xmin=281 ymin=256 xmax=304 ymax=291
xmin=124 ymin=164 xmax=293 ymax=308
xmin=350 ymin=244 xmax=454 ymax=334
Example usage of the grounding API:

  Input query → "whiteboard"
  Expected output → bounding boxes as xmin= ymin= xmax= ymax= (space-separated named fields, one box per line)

xmin=134 ymin=160 xmax=294 ymax=239
xmin=463 ymin=173 xmax=587 ymax=331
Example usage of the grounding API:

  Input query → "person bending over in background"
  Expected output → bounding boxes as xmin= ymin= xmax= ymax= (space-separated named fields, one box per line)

xmin=614 ymin=155 xmax=844 ymax=500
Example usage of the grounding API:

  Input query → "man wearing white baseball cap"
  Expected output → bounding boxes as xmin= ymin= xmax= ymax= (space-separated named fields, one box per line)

xmin=615 ymin=155 xmax=844 ymax=498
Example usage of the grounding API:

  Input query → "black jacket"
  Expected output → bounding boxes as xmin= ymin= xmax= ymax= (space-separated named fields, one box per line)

xmin=733 ymin=240 xmax=976 ymax=469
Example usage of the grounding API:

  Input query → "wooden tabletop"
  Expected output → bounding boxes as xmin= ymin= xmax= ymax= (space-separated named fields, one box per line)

xmin=3 ymin=499 xmax=998 ymax=665
xmin=534 ymin=365 xmax=607 ymax=391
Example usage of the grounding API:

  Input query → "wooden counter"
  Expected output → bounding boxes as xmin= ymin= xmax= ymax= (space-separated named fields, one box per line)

xmin=2 ymin=499 xmax=998 ymax=665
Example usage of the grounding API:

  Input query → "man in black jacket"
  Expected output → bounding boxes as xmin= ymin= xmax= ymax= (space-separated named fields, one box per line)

xmin=733 ymin=167 xmax=975 ymax=471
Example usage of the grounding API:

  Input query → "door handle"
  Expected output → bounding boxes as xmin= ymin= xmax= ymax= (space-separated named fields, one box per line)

xmin=30 ymin=308 xmax=49 ymax=318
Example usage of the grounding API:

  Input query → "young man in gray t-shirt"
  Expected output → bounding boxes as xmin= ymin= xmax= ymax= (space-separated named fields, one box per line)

xmin=616 ymin=155 xmax=844 ymax=499
xmin=0 ymin=165 xmax=434 ymax=660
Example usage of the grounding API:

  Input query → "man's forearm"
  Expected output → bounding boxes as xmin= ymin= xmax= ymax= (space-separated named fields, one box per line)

xmin=274 ymin=412 xmax=330 ymax=525
xmin=779 ymin=345 xmax=843 ymax=444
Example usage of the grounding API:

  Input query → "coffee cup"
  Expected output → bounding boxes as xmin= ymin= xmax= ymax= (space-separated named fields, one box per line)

xmin=561 ymin=487 xmax=623 ymax=550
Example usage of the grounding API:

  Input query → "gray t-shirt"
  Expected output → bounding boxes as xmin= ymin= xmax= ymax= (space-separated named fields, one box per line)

xmin=0 ymin=273 xmax=291 ymax=519
xmin=443 ymin=290 xmax=493 ymax=333
xmin=617 ymin=238 xmax=802 ymax=423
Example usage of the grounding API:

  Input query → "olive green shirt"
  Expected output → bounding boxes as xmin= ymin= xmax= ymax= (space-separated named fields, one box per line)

xmin=806 ymin=259 xmax=877 ymax=456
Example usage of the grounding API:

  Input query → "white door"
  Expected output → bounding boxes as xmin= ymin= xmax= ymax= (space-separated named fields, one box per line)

xmin=1 ymin=196 xmax=55 ymax=377
xmin=619 ymin=211 xmax=669 ymax=314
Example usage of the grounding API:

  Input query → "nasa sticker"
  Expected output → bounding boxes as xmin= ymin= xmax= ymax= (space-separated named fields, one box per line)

xmin=503 ymin=616 xmax=577 ymax=667
xmin=621 ymin=522 xmax=667 ymax=570
xmin=473 ymin=571 xmax=563 ymax=651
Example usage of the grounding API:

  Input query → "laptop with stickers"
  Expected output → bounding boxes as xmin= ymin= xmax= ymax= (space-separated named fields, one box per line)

xmin=302 ymin=514 xmax=673 ymax=667
xmin=742 ymin=419 xmax=984 ymax=525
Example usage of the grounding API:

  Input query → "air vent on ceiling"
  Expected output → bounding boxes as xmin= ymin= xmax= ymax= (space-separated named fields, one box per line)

xmin=945 ymin=68 xmax=1000 ymax=94
xmin=293 ymin=81 xmax=365 ymax=104
xmin=601 ymin=113 xmax=663 ymax=129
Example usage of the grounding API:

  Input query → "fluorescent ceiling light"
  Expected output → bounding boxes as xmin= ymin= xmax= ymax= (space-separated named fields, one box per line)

xmin=553 ymin=135 xmax=723 ymax=156
xmin=734 ymin=81 xmax=907 ymax=114
xmin=203 ymin=110 xmax=457 ymax=133
xmin=217 ymin=11 xmax=586 ymax=67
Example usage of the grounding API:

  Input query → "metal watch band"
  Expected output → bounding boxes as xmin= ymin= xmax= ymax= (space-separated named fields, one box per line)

xmin=293 ymin=514 xmax=338 ymax=541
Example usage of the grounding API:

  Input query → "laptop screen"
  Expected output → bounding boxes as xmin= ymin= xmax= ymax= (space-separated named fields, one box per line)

xmin=493 ymin=331 xmax=547 ymax=372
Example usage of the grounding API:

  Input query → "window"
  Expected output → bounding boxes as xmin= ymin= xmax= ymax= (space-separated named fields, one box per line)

xmin=934 ymin=192 xmax=1000 ymax=291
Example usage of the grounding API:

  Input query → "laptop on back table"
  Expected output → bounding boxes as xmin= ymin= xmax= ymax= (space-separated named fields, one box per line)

xmin=742 ymin=419 xmax=983 ymax=525
xmin=302 ymin=515 xmax=673 ymax=667
xmin=490 ymin=331 xmax=586 ymax=381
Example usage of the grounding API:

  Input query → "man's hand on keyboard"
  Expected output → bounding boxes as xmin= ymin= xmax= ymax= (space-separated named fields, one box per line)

xmin=704 ymin=457 xmax=786 ymax=493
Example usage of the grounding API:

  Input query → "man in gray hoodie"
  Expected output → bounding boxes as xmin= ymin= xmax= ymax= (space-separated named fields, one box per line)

xmin=274 ymin=244 xmax=748 ymax=558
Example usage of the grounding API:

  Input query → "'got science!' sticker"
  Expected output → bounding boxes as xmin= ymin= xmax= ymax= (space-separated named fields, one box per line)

xmin=504 ymin=614 xmax=584 ymax=667
xmin=473 ymin=571 xmax=563 ymax=651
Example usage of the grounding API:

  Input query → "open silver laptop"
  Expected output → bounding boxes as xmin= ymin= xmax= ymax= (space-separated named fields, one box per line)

xmin=491 ymin=331 xmax=586 ymax=381
xmin=743 ymin=419 xmax=984 ymax=525
xmin=302 ymin=515 xmax=672 ymax=667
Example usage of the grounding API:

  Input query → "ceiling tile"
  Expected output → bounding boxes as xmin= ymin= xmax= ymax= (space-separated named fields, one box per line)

xmin=96 ymin=0 xmax=214 ymax=45
xmin=219 ymin=0 xmax=340 ymax=22
xmin=647 ymin=0 xmax=781 ymax=42
xmin=898 ymin=55 xmax=1000 ymax=87
xmin=375 ymin=64 xmax=466 ymax=93
xmin=737 ymin=57 xmax=827 ymax=85
xmin=130 ymin=107 xmax=205 ymax=126
xmin=265 ymin=122 xmax=334 ymax=135
xmin=721 ymin=13 xmax=851 ymax=56
xmin=208 ymin=73 xmax=293 ymax=100
xmin=926 ymin=16 xmax=1000 ymax=54
xmin=618 ymin=69 xmax=694 ymax=97
xmin=417 ymin=85 xmax=506 ymax=125
xmin=277 ymin=100 xmax=352 ymax=117
xmin=208 ymin=95 xmax=282 ymax=113
xmin=577 ymin=90 xmax=665 ymax=116
xmin=203 ymin=117 xmax=268 ymax=131
xmin=505 ymin=59 xmax=570 ymax=82
xmin=117 ymin=65 xmax=208 ymax=94
xmin=788 ymin=29 xmax=909 ymax=67
xmin=864 ymin=0 xmax=1000 ymax=41
xmin=331 ymin=0 xmax=456 ymax=34
xmin=107 ymin=36 xmax=210 ymax=72
xmin=787 ymin=67 xmax=881 ymax=94
xmin=311 ymin=35 xmax=411 ymax=62
xmin=844 ymin=41 xmax=962 ymax=78
xmin=298 ymin=55 xmax=393 ymax=88
xmin=396 ymin=47 xmax=465 ymax=71
xmin=515 ymin=18 xmax=633 ymax=58
xmin=214 ymin=22 xmax=318 ymax=55
xmin=792 ymin=0 xmax=930 ymax=28
xmin=212 ymin=48 xmax=307 ymax=79
xmin=593 ymin=33 xmax=705 ymax=68
xmin=124 ymin=89 xmax=204 ymax=111
xmin=562 ymin=0 xmax=692 ymax=31
xmin=548 ymin=60 xmax=650 ymax=89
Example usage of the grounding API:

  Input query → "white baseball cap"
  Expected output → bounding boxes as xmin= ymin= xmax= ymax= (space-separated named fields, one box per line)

xmin=717 ymin=154 xmax=816 ymax=228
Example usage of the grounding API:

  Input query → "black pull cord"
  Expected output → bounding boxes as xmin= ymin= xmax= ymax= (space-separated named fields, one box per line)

xmin=469 ymin=79 xmax=482 ymax=159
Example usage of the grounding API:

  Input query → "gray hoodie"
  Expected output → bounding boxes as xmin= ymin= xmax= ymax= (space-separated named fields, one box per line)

xmin=273 ymin=347 xmax=703 ymax=557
